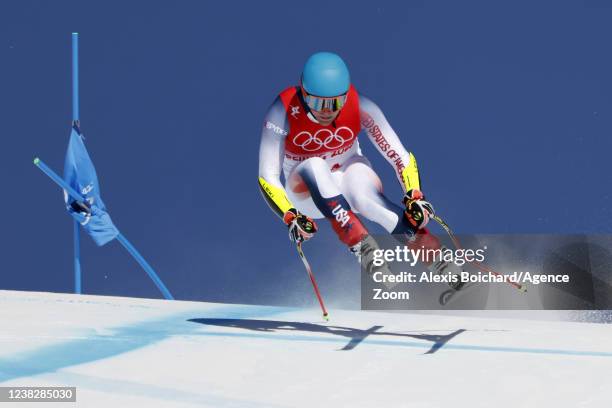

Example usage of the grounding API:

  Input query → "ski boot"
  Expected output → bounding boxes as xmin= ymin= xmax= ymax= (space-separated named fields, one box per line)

xmin=350 ymin=235 xmax=394 ymax=280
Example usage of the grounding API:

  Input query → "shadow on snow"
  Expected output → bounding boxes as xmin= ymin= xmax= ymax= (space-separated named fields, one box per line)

xmin=188 ymin=318 xmax=466 ymax=353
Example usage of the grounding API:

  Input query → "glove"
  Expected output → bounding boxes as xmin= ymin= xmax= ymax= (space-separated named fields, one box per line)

xmin=283 ymin=208 xmax=318 ymax=243
xmin=402 ymin=189 xmax=435 ymax=230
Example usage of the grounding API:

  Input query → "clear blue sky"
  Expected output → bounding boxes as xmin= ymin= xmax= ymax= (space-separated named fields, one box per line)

xmin=1 ymin=0 xmax=611 ymax=305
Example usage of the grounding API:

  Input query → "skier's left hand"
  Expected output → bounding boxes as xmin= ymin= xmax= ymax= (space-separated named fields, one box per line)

xmin=402 ymin=189 xmax=435 ymax=230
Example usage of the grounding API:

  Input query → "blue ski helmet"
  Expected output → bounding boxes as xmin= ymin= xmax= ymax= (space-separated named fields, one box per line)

xmin=301 ymin=52 xmax=350 ymax=97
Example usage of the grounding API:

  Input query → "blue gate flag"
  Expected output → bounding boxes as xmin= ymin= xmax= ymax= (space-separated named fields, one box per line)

xmin=63 ymin=125 xmax=118 ymax=246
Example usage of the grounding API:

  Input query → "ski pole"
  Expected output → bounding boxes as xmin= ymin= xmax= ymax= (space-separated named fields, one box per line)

xmin=296 ymin=242 xmax=329 ymax=321
xmin=431 ymin=214 xmax=527 ymax=292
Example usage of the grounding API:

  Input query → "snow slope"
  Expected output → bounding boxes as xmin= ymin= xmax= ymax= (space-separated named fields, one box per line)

xmin=0 ymin=290 xmax=610 ymax=407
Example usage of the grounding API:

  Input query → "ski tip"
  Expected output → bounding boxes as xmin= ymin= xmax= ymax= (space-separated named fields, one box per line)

xmin=33 ymin=157 xmax=40 ymax=165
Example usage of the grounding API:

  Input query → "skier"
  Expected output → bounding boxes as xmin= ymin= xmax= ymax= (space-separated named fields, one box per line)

xmin=258 ymin=52 xmax=438 ymax=271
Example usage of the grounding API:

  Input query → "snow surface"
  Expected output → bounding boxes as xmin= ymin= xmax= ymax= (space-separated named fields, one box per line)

xmin=0 ymin=290 xmax=611 ymax=407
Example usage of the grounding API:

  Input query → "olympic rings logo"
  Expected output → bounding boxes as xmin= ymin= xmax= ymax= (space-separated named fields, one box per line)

xmin=292 ymin=127 xmax=355 ymax=152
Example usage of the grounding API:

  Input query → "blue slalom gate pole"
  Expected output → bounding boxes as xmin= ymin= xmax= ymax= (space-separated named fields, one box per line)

xmin=34 ymin=157 xmax=175 ymax=300
xmin=73 ymin=220 xmax=81 ymax=293
xmin=115 ymin=233 xmax=174 ymax=300
xmin=72 ymin=33 xmax=79 ymax=122
xmin=71 ymin=32 xmax=81 ymax=294
xmin=35 ymin=158 xmax=83 ymax=200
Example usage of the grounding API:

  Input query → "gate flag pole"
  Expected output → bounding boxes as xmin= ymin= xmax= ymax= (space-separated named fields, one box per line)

xmin=72 ymin=32 xmax=81 ymax=294
xmin=35 ymin=34 xmax=174 ymax=300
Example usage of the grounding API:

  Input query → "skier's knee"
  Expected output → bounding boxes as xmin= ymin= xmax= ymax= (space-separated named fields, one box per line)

xmin=346 ymin=191 xmax=388 ymax=221
xmin=348 ymin=193 xmax=370 ymax=215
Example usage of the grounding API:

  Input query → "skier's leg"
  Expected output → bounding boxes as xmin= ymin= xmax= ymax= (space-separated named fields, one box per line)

xmin=339 ymin=156 xmax=417 ymax=235
xmin=339 ymin=157 xmax=464 ymax=287
xmin=286 ymin=157 xmax=368 ymax=247
xmin=339 ymin=157 xmax=447 ymax=258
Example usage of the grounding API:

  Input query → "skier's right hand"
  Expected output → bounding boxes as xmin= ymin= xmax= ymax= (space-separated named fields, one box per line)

xmin=283 ymin=208 xmax=318 ymax=243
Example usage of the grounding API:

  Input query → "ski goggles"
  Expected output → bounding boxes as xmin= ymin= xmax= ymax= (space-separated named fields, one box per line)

xmin=301 ymin=88 xmax=348 ymax=112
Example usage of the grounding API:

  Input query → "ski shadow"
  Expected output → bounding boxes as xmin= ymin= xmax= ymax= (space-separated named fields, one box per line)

xmin=188 ymin=318 xmax=465 ymax=353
